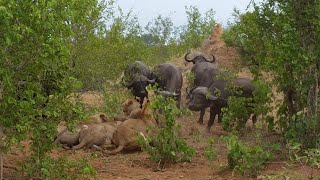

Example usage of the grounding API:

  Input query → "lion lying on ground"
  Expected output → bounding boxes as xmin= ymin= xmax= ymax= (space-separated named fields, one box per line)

xmin=54 ymin=112 xmax=110 ymax=148
xmin=72 ymin=122 xmax=121 ymax=150
xmin=104 ymin=101 xmax=156 ymax=154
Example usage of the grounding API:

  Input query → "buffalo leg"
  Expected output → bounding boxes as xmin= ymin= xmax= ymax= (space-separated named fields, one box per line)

xmin=198 ymin=109 xmax=205 ymax=124
xmin=139 ymin=96 xmax=145 ymax=109
xmin=252 ymin=114 xmax=257 ymax=124
xmin=217 ymin=109 xmax=223 ymax=123
xmin=207 ymin=107 xmax=218 ymax=133
xmin=176 ymin=94 xmax=181 ymax=109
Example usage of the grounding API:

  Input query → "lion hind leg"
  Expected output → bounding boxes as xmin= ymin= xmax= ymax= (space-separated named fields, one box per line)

xmin=104 ymin=144 xmax=125 ymax=155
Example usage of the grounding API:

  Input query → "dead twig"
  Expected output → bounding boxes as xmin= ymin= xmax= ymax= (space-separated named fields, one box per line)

xmin=265 ymin=161 xmax=286 ymax=164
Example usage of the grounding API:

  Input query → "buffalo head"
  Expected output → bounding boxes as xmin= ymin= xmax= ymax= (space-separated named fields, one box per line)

xmin=187 ymin=87 xmax=227 ymax=111
xmin=125 ymin=75 xmax=155 ymax=108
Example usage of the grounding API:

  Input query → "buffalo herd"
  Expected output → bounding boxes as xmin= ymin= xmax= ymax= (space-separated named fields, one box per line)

xmin=123 ymin=52 xmax=257 ymax=132
xmin=54 ymin=52 xmax=257 ymax=153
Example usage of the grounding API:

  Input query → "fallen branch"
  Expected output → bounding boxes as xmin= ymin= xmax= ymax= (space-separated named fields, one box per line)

xmin=3 ymin=164 xmax=18 ymax=170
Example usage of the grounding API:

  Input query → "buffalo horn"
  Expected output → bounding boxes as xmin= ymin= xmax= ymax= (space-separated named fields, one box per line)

xmin=147 ymin=79 xmax=155 ymax=84
xmin=207 ymin=54 xmax=216 ymax=63
xmin=184 ymin=52 xmax=194 ymax=62
xmin=198 ymin=87 xmax=218 ymax=101
xmin=157 ymin=90 xmax=180 ymax=97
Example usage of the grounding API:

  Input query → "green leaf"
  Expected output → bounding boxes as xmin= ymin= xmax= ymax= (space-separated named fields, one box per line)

xmin=7 ymin=97 xmax=16 ymax=105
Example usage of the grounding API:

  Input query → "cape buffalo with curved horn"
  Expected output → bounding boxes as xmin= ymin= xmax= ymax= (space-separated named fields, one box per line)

xmin=187 ymin=77 xmax=257 ymax=132
xmin=151 ymin=63 xmax=182 ymax=108
xmin=123 ymin=61 xmax=155 ymax=108
xmin=184 ymin=52 xmax=224 ymax=124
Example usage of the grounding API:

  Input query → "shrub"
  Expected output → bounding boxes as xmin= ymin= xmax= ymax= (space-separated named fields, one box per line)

xmin=285 ymin=115 xmax=319 ymax=149
xmin=305 ymin=149 xmax=320 ymax=168
xmin=221 ymin=79 xmax=273 ymax=132
xmin=223 ymin=1 xmax=320 ymax=150
xmin=20 ymin=156 xmax=96 ymax=179
xmin=185 ymin=71 xmax=196 ymax=88
xmin=138 ymin=94 xmax=195 ymax=168
xmin=0 ymin=0 xmax=99 ymax=177
xmin=180 ymin=6 xmax=216 ymax=49
xmin=221 ymin=96 xmax=252 ymax=132
xmin=288 ymin=141 xmax=320 ymax=169
xmin=204 ymin=138 xmax=218 ymax=170
xmin=252 ymin=80 xmax=273 ymax=130
xmin=101 ymin=84 xmax=131 ymax=118
xmin=224 ymin=135 xmax=272 ymax=176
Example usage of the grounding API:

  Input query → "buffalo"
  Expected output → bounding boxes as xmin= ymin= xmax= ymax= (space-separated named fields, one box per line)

xmin=187 ymin=77 xmax=257 ymax=132
xmin=184 ymin=52 xmax=224 ymax=124
xmin=122 ymin=61 xmax=155 ymax=108
xmin=151 ymin=63 xmax=182 ymax=108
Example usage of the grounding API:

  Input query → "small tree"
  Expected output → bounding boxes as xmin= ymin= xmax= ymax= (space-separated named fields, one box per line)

xmin=0 ymin=0 xmax=103 ymax=177
xmin=221 ymin=79 xmax=273 ymax=132
xmin=224 ymin=135 xmax=272 ymax=176
xmin=138 ymin=94 xmax=195 ymax=168
xmin=145 ymin=15 xmax=174 ymax=62
xmin=222 ymin=0 xmax=320 ymax=149
xmin=180 ymin=6 xmax=216 ymax=49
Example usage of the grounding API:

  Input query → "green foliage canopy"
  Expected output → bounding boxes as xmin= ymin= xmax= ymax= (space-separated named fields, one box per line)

xmin=222 ymin=0 xmax=320 ymax=148
xmin=0 ymin=0 xmax=103 ymax=177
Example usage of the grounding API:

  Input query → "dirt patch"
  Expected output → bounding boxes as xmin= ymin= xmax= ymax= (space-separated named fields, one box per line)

xmin=4 ymin=119 xmax=320 ymax=179
xmin=79 ymin=91 xmax=104 ymax=108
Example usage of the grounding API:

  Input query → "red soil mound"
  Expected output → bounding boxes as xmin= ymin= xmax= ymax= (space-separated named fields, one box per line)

xmin=201 ymin=24 xmax=240 ymax=69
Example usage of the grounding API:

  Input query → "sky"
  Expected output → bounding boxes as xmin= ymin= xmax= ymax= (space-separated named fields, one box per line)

xmin=116 ymin=0 xmax=263 ymax=27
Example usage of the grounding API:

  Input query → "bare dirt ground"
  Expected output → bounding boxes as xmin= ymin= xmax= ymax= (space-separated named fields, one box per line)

xmin=3 ymin=25 xmax=320 ymax=180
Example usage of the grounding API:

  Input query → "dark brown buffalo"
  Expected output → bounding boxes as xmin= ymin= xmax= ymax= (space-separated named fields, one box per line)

xmin=152 ymin=63 xmax=182 ymax=108
xmin=184 ymin=52 xmax=224 ymax=124
xmin=123 ymin=61 xmax=155 ymax=108
xmin=187 ymin=78 xmax=257 ymax=132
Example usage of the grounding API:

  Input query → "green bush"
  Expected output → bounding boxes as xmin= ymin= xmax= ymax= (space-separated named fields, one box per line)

xmin=20 ymin=156 xmax=96 ymax=179
xmin=0 ymin=0 xmax=98 ymax=177
xmin=180 ymin=6 xmax=216 ymax=49
xmin=252 ymin=80 xmax=274 ymax=130
xmin=221 ymin=79 xmax=273 ymax=132
xmin=137 ymin=94 xmax=195 ymax=168
xmin=305 ymin=149 xmax=320 ymax=168
xmin=224 ymin=135 xmax=272 ymax=177
xmin=185 ymin=71 xmax=196 ymax=87
xmin=223 ymin=1 xmax=320 ymax=150
xmin=285 ymin=114 xmax=319 ymax=149
xmin=204 ymin=138 xmax=218 ymax=170
xmin=288 ymin=141 xmax=320 ymax=169
xmin=221 ymin=96 xmax=252 ymax=132
xmin=101 ymin=84 xmax=131 ymax=118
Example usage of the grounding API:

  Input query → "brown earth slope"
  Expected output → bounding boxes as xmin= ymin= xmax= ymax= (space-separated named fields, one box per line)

xmin=201 ymin=24 xmax=240 ymax=69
